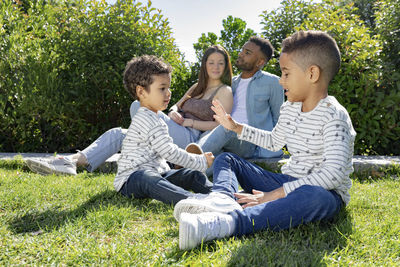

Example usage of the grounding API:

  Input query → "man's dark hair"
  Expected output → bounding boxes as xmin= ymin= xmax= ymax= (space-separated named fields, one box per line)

xmin=249 ymin=36 xmax=274 ymax=62
xmin=123 ymin=55 xmax=172 ymax=99
xmin=281 ymin=30 xmax=341 ymax=83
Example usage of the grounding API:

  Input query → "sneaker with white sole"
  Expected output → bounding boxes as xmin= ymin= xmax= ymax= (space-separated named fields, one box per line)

xmin=26 ymin=157 xmax=77 ymax=176
xmin=174 ymin=191 xmax=242 ymax=221
xmin=179 ymin=212 xmax=234 ymax=250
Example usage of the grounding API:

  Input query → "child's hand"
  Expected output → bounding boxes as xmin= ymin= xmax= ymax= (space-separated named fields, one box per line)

xmin=234 ymin=188 xmax=285 ymax=208
xmin=211 ymin=99 xmax=243 ymax=134
xmin=204 ymin=152 xmax=214 ymax=168
xmin=168 ymin=110 xmax=184 ymax=125
xmin=234 ymin=190 xmax=267 ymax=208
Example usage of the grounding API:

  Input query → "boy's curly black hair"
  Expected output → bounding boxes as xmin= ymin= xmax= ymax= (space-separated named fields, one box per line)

xmin=123 ymin=55 xmax=172 ymax=99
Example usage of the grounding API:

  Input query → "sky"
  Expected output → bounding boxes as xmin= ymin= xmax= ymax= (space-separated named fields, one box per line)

xmin=106 ymin=0 xmax=283 ymax=62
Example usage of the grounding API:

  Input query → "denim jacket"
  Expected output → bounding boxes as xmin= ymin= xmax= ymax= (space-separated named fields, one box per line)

xmin=232 ymin=70 xmax=284 ymax=158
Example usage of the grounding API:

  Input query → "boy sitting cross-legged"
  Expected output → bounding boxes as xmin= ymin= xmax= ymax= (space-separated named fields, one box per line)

xmin=114 ymin=55 xmax=218 ymax=205
xmin=174 ymin=30 xmax=356 ymax=250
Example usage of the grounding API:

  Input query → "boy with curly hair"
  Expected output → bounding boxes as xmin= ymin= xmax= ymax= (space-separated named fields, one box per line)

xmin=114 ymin=55 xmax=214 ymax=205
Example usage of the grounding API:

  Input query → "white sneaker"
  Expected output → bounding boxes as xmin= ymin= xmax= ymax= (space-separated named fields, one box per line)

xmin=25 ymin=157 xmax=77 ymax=175
xmin=174 ymin=192 xmax=242 ymax=221
xmin=179 ymin=212 xmax=234 ymax=250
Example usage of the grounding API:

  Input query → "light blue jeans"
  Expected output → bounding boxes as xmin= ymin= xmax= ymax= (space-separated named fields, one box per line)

xmin=197 ymin=125 xmax=256 ymax=159
xmin=212 ymin=153 xmax=343 ymax=236
xmin=81 ymin=101 xmax=201 ymax=172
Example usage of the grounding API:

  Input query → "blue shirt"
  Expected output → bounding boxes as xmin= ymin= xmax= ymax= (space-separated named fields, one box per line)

xmin=232 ymin=70 xmax=284 ymax=158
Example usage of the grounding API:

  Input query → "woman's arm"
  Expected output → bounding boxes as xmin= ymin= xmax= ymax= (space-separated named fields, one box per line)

xmin=182 ymin=118 xmax=219 ymax=131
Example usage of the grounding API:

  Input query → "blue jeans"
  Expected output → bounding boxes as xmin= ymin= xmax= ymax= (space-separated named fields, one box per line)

xmin=119 ymin=168 xmax=212 ymax=205
xmin=80 ymin=127 xmax=127 ymax=172
xmin=212 ymin=153 xmax=343 ymax=236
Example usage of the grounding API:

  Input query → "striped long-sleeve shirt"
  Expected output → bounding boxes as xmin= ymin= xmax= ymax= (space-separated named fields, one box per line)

xmin=114 ymin=107 xmax=207 ymax=192
xmin=238 ymin=96 xmax=356 ymax=204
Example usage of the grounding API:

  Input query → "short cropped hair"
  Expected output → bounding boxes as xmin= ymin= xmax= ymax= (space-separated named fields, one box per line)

xmin=249 ymin=36 xmax=274 ymax=62
xmin=123 ymin=55 xmax=172 ymax=99
xmin=281 ymin=30 xmax=341 ymax=83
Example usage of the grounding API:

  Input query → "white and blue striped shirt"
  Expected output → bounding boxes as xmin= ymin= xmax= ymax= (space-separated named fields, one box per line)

xmin=239 ymin=96 xmax=356 ymax=204
xmin=114 ymin=107 xmax=207 ymax=192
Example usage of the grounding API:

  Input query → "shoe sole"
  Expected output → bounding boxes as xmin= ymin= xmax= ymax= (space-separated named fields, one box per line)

xmin=174 ymin=198 xmax=240 ymax=221
xmin=185 ymin=143 xmax=203 ymax=155
xmin=26 ymin=159 xmax=54 ymax=175
xmin=25 ymin=159 xmax=77 ymax=176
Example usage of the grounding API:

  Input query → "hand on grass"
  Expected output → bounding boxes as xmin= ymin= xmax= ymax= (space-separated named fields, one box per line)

xmin=211 ymin=99 xmax=243 ymax=134
xmin=234 ymin=187 xmax=285 ymax=208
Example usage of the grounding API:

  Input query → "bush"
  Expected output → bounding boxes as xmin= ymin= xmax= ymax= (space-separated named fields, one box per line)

xmin=0 ymin=0 xmax=188 ymax=152
xmin=374 ymin=0 xmax=400 ymax=153
xmin=192 ymin=16 xmax=256 ymax=76
xmin=260 ymin=0 xmax=399 ymax=155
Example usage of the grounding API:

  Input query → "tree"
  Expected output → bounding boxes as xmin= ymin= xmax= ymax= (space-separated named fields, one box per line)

xmin=260 ymin=0 xmax=314 ymax=52
xmin=192 ymin=16 xmax=256 ymax=75
xmin=0 ymin=0 xmax=188 ymax=152
xmin=259 ymin=0 xmax=399 ymax=155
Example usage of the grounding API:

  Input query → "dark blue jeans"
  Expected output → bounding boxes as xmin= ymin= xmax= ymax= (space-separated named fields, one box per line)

xmin=119 ymin=168 xmax=212 ymax=206
xmin=212 ymin=153 xmax=343 ymax=236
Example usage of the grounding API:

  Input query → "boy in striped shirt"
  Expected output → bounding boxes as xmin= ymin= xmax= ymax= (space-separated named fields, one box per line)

xmin=114 ymin=55 xmax=215 ymax=205
xmin=174 ymin=31 xmax=356 ymax=250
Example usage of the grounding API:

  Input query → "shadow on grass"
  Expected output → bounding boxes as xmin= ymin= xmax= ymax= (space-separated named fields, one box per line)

xmin=8 ymin=189 xmax=172 ymax=234
xmin=226 ymin=208 xmax=353 ymax=266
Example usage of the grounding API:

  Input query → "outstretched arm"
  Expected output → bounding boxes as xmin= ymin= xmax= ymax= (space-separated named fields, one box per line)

xmin=211 ymin=99 xmax=243 ymax=135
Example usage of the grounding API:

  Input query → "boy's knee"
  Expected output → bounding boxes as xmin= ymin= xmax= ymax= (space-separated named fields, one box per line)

xmin=194 ymin=171 xmax=210 ymax=183
xmin=130 ymin=170 xmax=161 ymax=195
xmin=215 ymin=152 xmax=238 ymax=163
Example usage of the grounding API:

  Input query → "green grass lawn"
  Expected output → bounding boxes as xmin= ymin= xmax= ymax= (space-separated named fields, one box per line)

xmin=1 ymin=159 xmax=399 ymax=266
